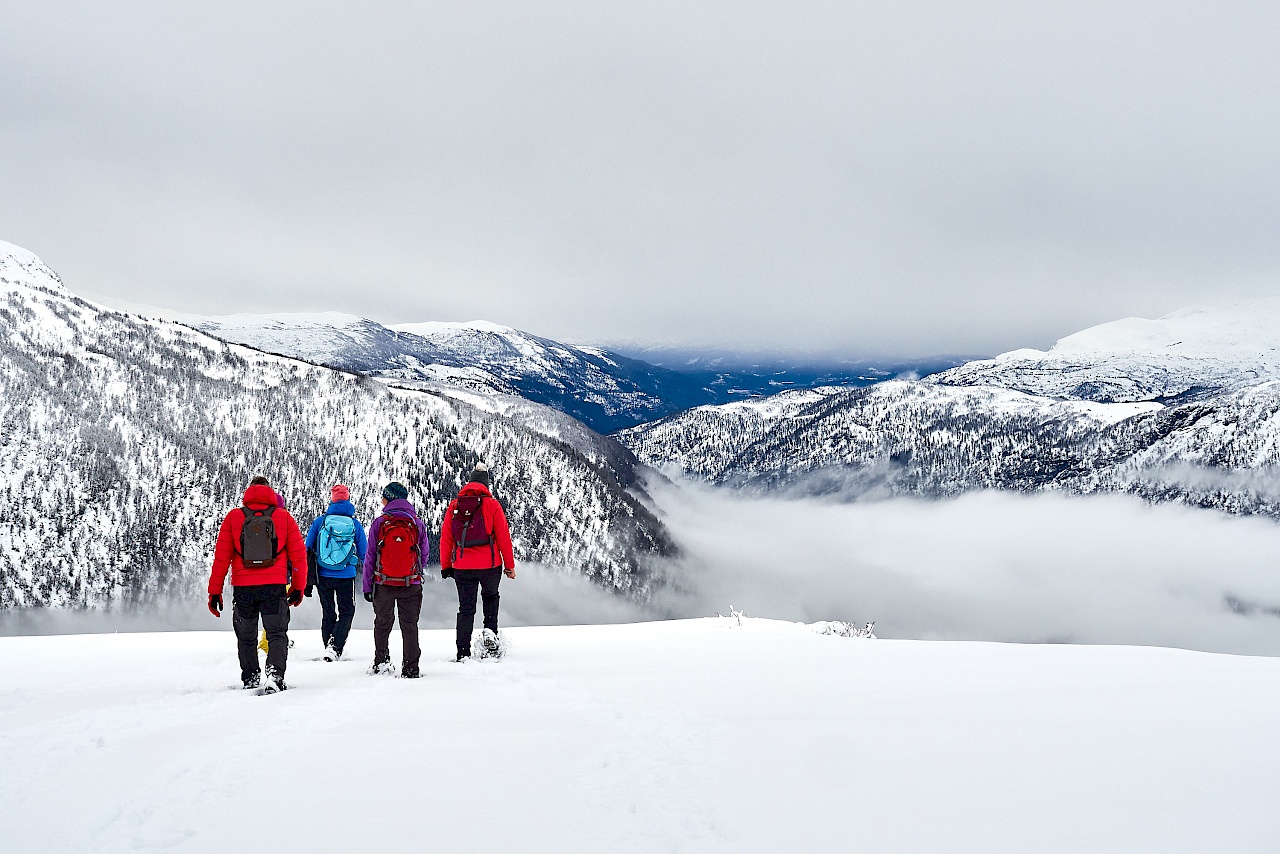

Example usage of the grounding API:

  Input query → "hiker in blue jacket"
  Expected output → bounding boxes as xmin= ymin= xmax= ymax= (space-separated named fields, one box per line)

xmin=304 ymin=484 xmax=367 ymax=661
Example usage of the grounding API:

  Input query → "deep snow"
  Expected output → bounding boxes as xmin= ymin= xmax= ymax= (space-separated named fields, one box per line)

xmin=2 ymin=619 xmax=1278 ymax=853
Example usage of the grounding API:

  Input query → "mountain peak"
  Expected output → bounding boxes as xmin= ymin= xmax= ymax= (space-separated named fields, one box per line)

xmin=1050 ymin=298 xmax=1280 ymax=358
xmin=0 ymin=240 xmax=69 ymax=295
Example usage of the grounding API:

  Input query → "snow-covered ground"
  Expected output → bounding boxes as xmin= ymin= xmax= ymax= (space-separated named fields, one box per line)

xmin=2 ymin=619 xmax=1278 ymax=852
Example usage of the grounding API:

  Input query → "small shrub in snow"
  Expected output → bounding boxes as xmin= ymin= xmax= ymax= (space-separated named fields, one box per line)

xmin=716 ymin=605 xmax=747 ymax=627
xmin=811 ymin=620 xmax=876 ymax=639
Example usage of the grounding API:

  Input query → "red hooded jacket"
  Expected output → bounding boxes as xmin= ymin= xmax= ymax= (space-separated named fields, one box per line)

xmin=439 ymin=483 xmax=515 ymax=571
xmin=208 ymin=483 xmax=308 ymax=594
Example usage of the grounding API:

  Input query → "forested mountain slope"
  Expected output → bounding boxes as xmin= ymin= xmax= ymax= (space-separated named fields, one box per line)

xmin=0 ymin=241 xmax=674 ymax=608
xmin=618 ymin=378 xmax=1280 ymax=517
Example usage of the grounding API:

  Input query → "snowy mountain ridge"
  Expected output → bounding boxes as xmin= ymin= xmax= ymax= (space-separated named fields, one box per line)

xmin=933 ymin=298 xmax=1280 ymax=402
xmin=194 ymin=310 xmax=726 ymax=432
xmin=192 ymin=311 xmax=961 ymax=433
xmin=0 ymin=242 xmax=674 ymax=608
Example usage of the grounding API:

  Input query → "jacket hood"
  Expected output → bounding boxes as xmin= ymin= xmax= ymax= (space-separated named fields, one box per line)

xmin=381 ymin=498 xmax=420 ymax=518
xmin=458 ymin=483 xmax=492 ymax=498
xmin=326 ymin=500 xmax=356 ymax=516
xmin=243 ymin=483 xmax=279 ymax=510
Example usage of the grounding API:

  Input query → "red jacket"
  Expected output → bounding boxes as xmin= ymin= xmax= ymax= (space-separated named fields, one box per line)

xmin=440 ymin=483 xmax=515 ymax=571
xmin=208 ymin=484 xmax=308 ymax=594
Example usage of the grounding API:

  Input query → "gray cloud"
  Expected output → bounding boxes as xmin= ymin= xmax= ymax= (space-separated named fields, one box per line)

xmin=3 ymin=2 xmax=1280 ymax=355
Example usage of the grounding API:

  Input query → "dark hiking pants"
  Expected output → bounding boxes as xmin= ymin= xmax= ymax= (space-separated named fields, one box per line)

xmin=317 ymin=575 xmax=356 ymax=654
xmin=454 ymin=568 xmax=502 ymax=656
xmin=372 ymin=583 xmax=423 ymax=673
xmin=233 ymin=583 xmax=290 ymax=682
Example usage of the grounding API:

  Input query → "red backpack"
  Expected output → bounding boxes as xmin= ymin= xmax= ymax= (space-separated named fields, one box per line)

xmin=375 ymin=515 xmax=421 ymax=586
xmin=450 ymin=495 xmax=495 ymax=565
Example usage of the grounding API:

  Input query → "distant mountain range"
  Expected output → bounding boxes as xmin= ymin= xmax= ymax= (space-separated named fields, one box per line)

xmin=618 ymin=302 xmax=1280 ymax=518
xmin=192 ymin=313 xmax=962 ymax=433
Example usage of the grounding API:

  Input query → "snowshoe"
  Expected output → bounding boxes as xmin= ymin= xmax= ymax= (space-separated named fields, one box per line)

xmin=368 ymin=661 xmax=396 ymax=677
xmin=322 ymin=643 xmax=339 ymax=662
xmin=401 ymin=667 xmax=421 ymax=679
xmin=477 ymin=628 xmax=504 ymax=660
xmin=242 ymin=673 xmax=261 ymax=690
xmin=260 ymin=669 xmax=286 ymax=694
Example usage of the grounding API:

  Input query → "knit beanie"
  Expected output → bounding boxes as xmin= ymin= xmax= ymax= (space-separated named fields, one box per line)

xmin=381 ymin=481 xmax=409 ymax=501
xmin=469 ymin=463 xmax=490 ymax=487
xmin=330 ymin=483 xmax=350 ymax=502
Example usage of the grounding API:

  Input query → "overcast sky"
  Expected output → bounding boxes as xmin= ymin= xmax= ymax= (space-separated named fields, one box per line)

xmin=3 ymin=2 xmax=1279 ymax=357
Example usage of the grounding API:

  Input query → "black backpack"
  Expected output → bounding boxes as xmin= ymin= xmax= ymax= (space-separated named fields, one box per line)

xmin=240 ymin=506 xmax=279 ymax=568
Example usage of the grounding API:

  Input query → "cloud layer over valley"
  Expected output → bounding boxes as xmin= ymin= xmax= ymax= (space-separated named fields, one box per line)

xmin=648 ymin=481 xmax=1280 ymax=656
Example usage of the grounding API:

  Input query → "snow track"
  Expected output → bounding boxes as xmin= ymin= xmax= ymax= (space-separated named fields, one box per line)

xmin=2 ymin=619 xmax=1278 ymax=852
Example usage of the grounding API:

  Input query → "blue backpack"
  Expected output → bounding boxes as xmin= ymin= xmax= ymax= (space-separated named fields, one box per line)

xmin=317 ymin=514 xmax=358 ymax=570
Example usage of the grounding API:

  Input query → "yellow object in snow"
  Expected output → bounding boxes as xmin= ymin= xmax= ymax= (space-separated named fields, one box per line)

xmin=258 ymin=630 xmax=269 ymax=654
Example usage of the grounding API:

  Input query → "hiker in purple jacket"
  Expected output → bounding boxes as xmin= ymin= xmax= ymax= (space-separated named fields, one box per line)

xmin=362 ymin=482 xmax=430 ymax=678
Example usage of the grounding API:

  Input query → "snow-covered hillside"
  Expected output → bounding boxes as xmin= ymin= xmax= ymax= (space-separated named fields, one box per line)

xmin=619 ymin=377 xmax=1280 ymax=514
xmin=620 ymin=380 xmax=1158 ymax=487
xmin=2 ymin=619 xmax=1277 ymax=853
xmin=933 ymin=299 xmax=1280 ymax=402
xmin=0 ymin=240 xmax=673 ymax=607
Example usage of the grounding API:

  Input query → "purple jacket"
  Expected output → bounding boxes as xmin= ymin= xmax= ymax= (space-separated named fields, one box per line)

xmin=362 ymin=499 xmax=431 ymax=593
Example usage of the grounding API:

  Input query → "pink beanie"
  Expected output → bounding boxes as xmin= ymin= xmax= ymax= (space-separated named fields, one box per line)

xmin=330 ymin=484 xmax=350 ymax=502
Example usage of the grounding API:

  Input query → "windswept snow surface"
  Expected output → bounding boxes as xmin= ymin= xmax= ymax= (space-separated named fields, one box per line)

xmin=1 ymin=619 xmax=1278 ymax=853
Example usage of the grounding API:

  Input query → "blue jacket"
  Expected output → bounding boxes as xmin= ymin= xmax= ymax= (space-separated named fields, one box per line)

xmin=362 ymin=498 xmax=430 ymax=593
xmin=305 ymin=500 xmax=368 ymax=579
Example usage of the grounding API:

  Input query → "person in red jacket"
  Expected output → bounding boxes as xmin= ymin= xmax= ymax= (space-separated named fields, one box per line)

xmin=439 ymin=463 xmax=516 ymax=661
xmin=208 ymin=476 xmax=308 ymax=691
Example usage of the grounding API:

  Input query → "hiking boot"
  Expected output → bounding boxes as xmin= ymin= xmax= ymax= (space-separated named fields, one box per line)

xmin=401 ymin=667 xmax=421 ymax=679
xmin=368 ymin=660 xmax=396 ymax=676
xmin=479 ymin=629 xmax=502 ymax=659
xmin=455 ymin=652 xmax=471 ymax=663
xmin=242 ymin=673 xmax=261 ymax=690
xmin=262 ymin=669 xmax=286 ymax=694
xmin=322 ymin=643 xmax=339 ymax=662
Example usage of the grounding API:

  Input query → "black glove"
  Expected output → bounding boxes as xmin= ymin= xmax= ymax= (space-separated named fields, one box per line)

xmin=304 ymin=584 xmax=314 ymax=597
xmin=287 ymin=589 xmax=304 ymax=607
xmin=208 ymin=593 xmax=223 ymax=618
xmin=364 ymin=591 xmax=374 ymax=603
xmin=441 ymin=568 xmax=454 ymax=579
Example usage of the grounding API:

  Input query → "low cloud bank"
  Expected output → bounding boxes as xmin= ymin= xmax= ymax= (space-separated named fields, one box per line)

xmin=646 ymin=480 xmax=1280 ymax=656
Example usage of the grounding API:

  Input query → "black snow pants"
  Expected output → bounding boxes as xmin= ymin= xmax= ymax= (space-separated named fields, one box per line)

xmin=317 ymin=575 xmax=356 ymax=654
xmin=372 ymin=583 xmax=423 ymax=674
xmin=454 ymin=568 xmax=502 ymax=656
xmin=233 ymin=583 xmax=290 ymax=682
